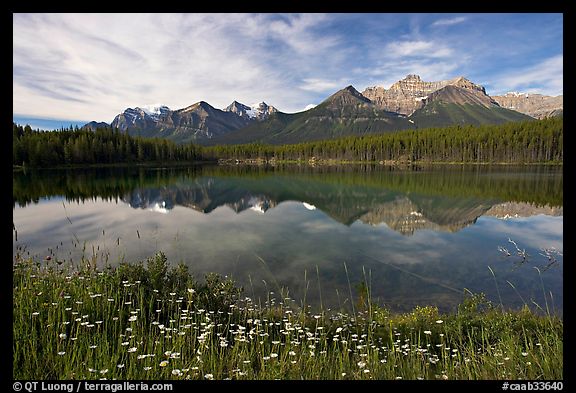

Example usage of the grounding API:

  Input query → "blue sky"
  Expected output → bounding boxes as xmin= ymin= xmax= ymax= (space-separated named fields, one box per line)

xmin=13 ymin=13 xmax=563 ymax=129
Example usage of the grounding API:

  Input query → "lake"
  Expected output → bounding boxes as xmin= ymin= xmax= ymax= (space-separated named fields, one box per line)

xmin=13 ymin=164 xmax=563 ymax=314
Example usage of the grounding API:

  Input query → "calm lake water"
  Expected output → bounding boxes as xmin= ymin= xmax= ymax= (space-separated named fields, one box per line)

xmin=13 ymin=164 xmax=563 ymax=313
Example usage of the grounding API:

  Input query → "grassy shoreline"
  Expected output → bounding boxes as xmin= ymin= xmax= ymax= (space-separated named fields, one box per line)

xmin=13 ymin=253 xmax=562 ymax=380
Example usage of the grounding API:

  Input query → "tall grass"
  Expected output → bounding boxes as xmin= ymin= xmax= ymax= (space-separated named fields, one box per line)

xmin=13 ymin=253 xmax=562 ymax=380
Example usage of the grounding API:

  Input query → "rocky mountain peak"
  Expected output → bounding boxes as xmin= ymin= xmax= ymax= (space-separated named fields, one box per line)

xmin=404 ymin=74 xmax=422 ymax=81
xmin=362 ymin=74 xmax=492 ymax=115
xmin=224 ymin=101 xmax=278 ymax=120
xmin=337 ymin=85 xmax=370 ymax=101
xmin=492 ymin=93 xmax=563 ymax=119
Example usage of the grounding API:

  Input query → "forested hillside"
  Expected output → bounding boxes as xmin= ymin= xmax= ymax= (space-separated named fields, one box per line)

xmin=203 ymin=117 xmax=563 ymax=163
xmin=13 ymin=117 xmax=562 ymax=167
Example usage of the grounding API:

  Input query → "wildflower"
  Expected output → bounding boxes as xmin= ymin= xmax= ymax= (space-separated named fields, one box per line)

xmin=117 ymin=364 xmax=125 ymax=368
xmin=442 ymin=375 xmax=448 ymax=380
xmin=187 ymin=288 xmax=195 ymax=294
xmin=144 ymin=367 xmax=152 ymax=371
xmin=423 ymin=330 xmax=432 ymax=335
xmin=336 ymin=327 xmax=343 ymax=333
xmin=263 ymin=356 xmax=271 ymax=361
xmin=526 ymin=362 xmax=532 ymax=366
xmin=172 ymin=369 xmax=182 ymax=376
xmin=363 ymin=369 xmax=370 ymax=374
xmin=341 ymin=373 xmax=346 ymax=377
xmin=59 ymin=333 xmax=67 ymax=339
xmin=521 ymin=352 xmax=528 ymax=357
xmin=100 ymin=369 xmax=109 ymax=374
xmin=270 ymin=353 xmax=278 ymax=358
xmin=357 ymin=361 xmax=366 ymax=368
xmin=380 ymin=359 xmax=387 ymax=363
xmin=128 ymin=316 xmax=137 ymax=322
xmin=435 ymin=320 xmax=444 ymax=324
xmin=89 ymin=345 xmax=98 ymax=349
xmin=160 ymin=361 xmax=169 ymax=367
xmin=204 ymin=374 xmax=214 ymax=380
xmin=395 ymin=377 xmax=402 ymax=380
xmin=32 ymin=312 xmax=39 ymax=316
xmin=128 ymin=347 xmax=137 ymax=353
xmin=121 ymin=342 xmax=129 ymax=346
xmin=57 ymin=351 xmax=66 ymax=356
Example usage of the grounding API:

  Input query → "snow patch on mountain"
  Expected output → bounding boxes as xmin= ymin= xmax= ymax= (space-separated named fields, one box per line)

xmin=139 ymin=104 xmax=170 ymax=116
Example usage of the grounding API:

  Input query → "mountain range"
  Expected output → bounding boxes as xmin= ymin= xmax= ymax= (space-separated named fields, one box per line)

xmin=83 ymin=74 xmax=562 ymax=145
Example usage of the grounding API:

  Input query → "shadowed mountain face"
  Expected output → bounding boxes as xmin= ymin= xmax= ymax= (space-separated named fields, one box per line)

xmin=14 ymin=165 xmax=562 ymax=236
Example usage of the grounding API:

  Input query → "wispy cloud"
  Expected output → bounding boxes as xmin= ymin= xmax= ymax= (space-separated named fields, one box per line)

xmin=486 ymin=55 xmax=563 ymax=96
xmin=13 ymin=13 xmax=563 ymax=123
xmin=299 ymin=78 xmax=347 ymax=93
xmin=432 ymin=16 xmax=468 ymax=27
xmin=385 ymin=40 xmax=453 ymax=58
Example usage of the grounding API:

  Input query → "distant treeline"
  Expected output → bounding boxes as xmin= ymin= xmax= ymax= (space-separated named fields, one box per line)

xmin=12 ymin=124 xmax=202 ymax=167
xmin=13 ymin=117 xmax=562 ymax=167
xmin=202 ymin=117 xmax=563 ymax=163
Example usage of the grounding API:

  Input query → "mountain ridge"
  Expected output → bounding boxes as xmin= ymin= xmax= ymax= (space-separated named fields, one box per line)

xmin=82 ymin=74 xmax=559 ymax=145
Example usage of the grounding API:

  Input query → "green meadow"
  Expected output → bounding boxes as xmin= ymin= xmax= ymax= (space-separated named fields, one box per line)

xmin=13 ymin=252 xmax=562 ymax=380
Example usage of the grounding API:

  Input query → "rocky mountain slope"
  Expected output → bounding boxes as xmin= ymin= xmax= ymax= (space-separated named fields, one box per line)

xmin=109 ymin=102 xmax=253 ymax=144
xmin=224 ymin=101 xmax=278 ymax=121
xmin=362 ymin=74 xmax=492 ymax=115
xmin=208 ymin=86 xmax=415 ymax=145
xmin=89 ymin=101 xmax=278 ymax=144
xmin=492 ymin=92 xmax=563 ymax=119
xmin=211 ymin=78 xmax=531 ymax=146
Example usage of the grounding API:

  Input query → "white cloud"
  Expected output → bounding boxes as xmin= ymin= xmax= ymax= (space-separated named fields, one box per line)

xmin=299 ymin=78 xmax=345 ymax=93
xmin=385 ymin=40 xmax=453 ymax=58
xmin=487 ymin=55 xmax=563 ymax=96
xmin=432 ymin=16 xmax=468 ymax=27
xmin=12 ymin=13 xmax=343 ymax=120
xmin=12 ymin=13 xmax=563 ymax=122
